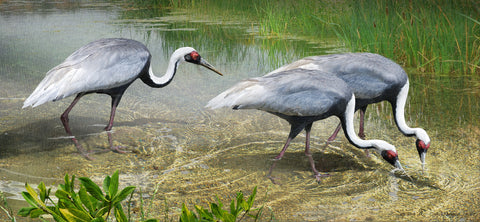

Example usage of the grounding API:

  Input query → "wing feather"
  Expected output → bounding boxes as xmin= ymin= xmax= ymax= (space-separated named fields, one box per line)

xmin=23 ymin=38 xmax=150 ymax=108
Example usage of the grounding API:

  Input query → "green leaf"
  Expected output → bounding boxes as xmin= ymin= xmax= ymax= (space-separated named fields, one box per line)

xmin=236 ymin=191 xmax=246 ymax=212
xmin=29 ymin=208 xmax=46 ymax=218
xmin=112 ymin=186 xmax=135 ymax=204
xmin=92 ymin=217 xmax=106 ymax=222
xmin=17 ymin=207 xmax=37 ymax=217
xmin=25 ymin=183 xmax=39 ymax=203
xmin=21 ymin=192 xmax=39 ymax=208
xmin=95 ymin=206 xmax=110 ymax=218
xmin=210 ymin=203 xmax=223 ymax=219
xmin=55 ymin=189 xmax=71 ymax=201
xmin=194 ymin=205 xmax=213 ymax=220
xmin=223 ymin=212 xmax=236 ymax=222
xmin=114 ymin=202 xmax=127 ymax=222
xmin=79 ymin=177 xmax=106 ymax=201
xmin=38 ymin=182 xmax=47 ymax=202
xmin=142 ymin=219 xmax=159 ymax=222
xmin=59 ymin=208 xmax=91 ymax=222
xmin=103 ymin=176 xmax=111 ymax=198
xmin=109 ymin=170 xmax=119 ymax=197
xmin=247 ymin=186 xmax=257 ymax=209
xmin=230 ymin=198 xmax=236 ymax=215
xmin=79 ymin=186 xmax=96 ymax=213
xmin=180 ymin=203 xmax=197 ymax=222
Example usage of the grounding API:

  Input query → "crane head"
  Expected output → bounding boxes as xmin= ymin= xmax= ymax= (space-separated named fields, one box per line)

xmin=416 ymin=139 xmax=430 ymax=165
xmin=184 ymin=51 xmax=223 ymax=76
xmin=381 ymin=150 xmax=403 ymax=170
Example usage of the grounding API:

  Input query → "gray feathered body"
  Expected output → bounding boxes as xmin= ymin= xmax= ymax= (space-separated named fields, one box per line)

xmin=206 ymin=69 xmax=353 ymax=124
xmin=269 ymin=53 xmax=408 ymax=109
xmin=23 ymin=38 xmax=151 ymax=108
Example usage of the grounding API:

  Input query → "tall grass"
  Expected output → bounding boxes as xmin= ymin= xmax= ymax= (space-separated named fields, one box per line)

xmin=124 ymin=0 xmax=480 ymax=75
xmin=332 ymin=0 xmax=480 ymax=75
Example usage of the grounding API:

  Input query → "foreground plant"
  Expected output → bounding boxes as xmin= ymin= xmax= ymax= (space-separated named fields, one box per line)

xmin=18 ymin=170 xmax=146 ymax=222
xmin=180 ymin=186 xmax=266 ymax=222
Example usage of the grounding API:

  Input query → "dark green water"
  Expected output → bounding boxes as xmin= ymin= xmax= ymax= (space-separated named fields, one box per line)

xmin=1 ymin=1 xmax=479 ymax=221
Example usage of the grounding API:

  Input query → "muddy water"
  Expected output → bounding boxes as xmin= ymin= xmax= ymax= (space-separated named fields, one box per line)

xmin=1 ymin=1 xmax=479 ymax=221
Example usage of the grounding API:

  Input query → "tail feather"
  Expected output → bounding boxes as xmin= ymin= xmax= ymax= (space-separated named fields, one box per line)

xmin=206 ymin=79 xmax=266 ymax=110
xmin=22 ymin=66 xmax=78 ymax=108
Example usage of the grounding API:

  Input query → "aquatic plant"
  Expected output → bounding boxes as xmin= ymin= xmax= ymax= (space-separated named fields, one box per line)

xmin=0 ymin=191 xmax=16 ymax=221
xmin=179 ymin=186 xmax=266 ymax=222
xmin=18 ymin=170 xmax=144 ymax=222
xmin=16 ymin=171 xmax=268 ymax=222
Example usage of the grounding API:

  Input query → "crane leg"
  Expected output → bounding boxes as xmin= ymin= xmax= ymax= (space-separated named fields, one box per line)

xmin=60 ymin=93 xmax=92 ymax=159
xmin=274 ymin=137 xmax=292 ymax=160
xmin=358 ymin=107 xmax=370 ymax=157
xmin=105 ymin=94 xmax=122 ymax=131
xmin=326 ymin=123 xmax=342 ymax=145
xmin=358 ymin=106 xmax=366 ymax=139
xmin=105 ymin=94 xmax=127 ymax=153
xmin=304 ymin=123 xmax=330 ymax=182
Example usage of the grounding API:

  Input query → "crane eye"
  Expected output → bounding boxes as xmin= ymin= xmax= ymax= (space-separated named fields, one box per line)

xmin=185 ymin=51 xmax=200 ymax=63
xmin=190 ymin=51 xmax=199 ymax=61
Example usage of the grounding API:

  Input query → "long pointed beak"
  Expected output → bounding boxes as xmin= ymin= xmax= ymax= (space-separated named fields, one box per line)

xmin=199 ymin=58 xmax=223 ymax=76
xmin=420 ymin=152 xmax=426 ymax=165
xmin=394 ymin=160 xmax=404 ymax=170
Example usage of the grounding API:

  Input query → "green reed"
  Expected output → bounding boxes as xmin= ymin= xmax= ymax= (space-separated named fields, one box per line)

xmin=333 ymin=0 xmax=480 ymax=75
xmin=140 ymin=0 xmax=479 ymax=75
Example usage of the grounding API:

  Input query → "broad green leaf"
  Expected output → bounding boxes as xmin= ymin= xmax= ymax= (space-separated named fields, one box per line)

xmin=215 ymin=195 xmax=223 ymax=208
xmin=79 ymin=177 xmax=106 ymax=201
xmin=114 ymin=202 xmax=127 ymax=222
xmin=30 ymin=208 xmax=47 ymax=218
xmin=25 ymin=183 xmax=40 ymax=203
xmin=69 ymin=175 xmax=76 ymax=192
xmin=223 ymin=212 xmax=236 ymax=222
xmin=103 ymin=176 xmax=111 ymax=198
xmin=21 ymin=192 xmax=39 ymax=208
xmin=180 ymin=203 xmax=197 ymax=222
xmin=55 ymin=189 xmax=71 ymax=201
xmin=17 ymin=207 xmax=37 ymax=217
xmin=247 ymin=186 xmax=257 ymax=208
xmin=210 ymin=203 xmax=223 ymax=219
xmin=63 ymin=174 xmax=70 ymax=192
xmin=38 ymin=182 xmax=47 ymax=202
xmin=236 ymin=191 xmax=245 ymax=211
xmin=95 ymin=206 xmax=110 ymax=218
xmin=194 ymin=205 xmax=213 ymax=220
xmin=142 ymin=219 xmax=159 ymax=222
xmin=59 ymin=208 xmax=91 ymax=222
xmin=112 ymin=186 xmax=135 ymax=204
xmin=79 ymin=186 xmax=95 ymax=213
xmin=92 ymin=218 xmax=106 ymax=222
xmin=109 ymin=170 xmax=119 ymax=197
xmin=230 ymin=198 xmax=235 ymax=215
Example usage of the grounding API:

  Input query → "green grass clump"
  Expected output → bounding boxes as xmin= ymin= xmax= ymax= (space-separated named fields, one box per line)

xmin=332 ymin=0 xmax=480 ymax=75
xmin=148 ymin=0 xmax=479 ymax=75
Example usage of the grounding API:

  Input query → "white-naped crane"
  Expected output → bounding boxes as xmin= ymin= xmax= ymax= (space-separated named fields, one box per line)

xmin=268 ymin=53 xmax=430 ymax=166
xmin=206 ymin=68 xmax=403 ymax=181
xmin=23 ymin=38 xmax=223 ymax=158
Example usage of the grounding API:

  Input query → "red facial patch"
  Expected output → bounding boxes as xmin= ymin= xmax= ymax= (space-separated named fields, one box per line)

xmin=419 ymin=141 xmax=430 ymax=150
xmin=190 ymin=51 xmax=199 ymax=61
xmin=386 ymin=150 xmax=398 ymax=159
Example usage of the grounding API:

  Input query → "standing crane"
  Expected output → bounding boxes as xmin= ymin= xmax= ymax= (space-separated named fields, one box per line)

xmin=268 ymin=53 xmax=430 ymax=165
xmin=206 ymin=68 xmax=403 ymax=181
xmin=23 ymin=38 xmax=223 ymax=158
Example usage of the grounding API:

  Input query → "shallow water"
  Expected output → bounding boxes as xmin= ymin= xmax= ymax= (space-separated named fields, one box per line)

xmin=1 ymin=1 xmax=479 ymax=221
